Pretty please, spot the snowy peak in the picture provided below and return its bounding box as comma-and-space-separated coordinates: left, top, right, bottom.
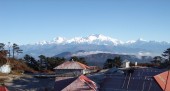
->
36, 40, 48, 45
85, 34, 123, 45
36, 34, 124, 45
66, 34, 123, 45
87, 34, 110, 41
53, 37, 65, 44
35, 34, 169, 46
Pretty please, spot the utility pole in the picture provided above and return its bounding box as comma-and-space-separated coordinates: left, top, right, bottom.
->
8, 42, 11, 58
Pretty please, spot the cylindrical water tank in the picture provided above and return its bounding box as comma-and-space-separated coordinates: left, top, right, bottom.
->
0, 64, 11, 74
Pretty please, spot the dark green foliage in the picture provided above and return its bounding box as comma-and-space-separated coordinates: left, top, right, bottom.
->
160, 59, 170, 68
162, 48, 170, 61
161, 48, 170, 68
24, 54, 41, 71
38, 55, 47, 70
24, 54, 66, 71
103, 59, 114, 69
0, 43, 5, 50
46, 57, 65, 70
69, 56, 87, 65
150, 56, 162, 66
103, 56, 122, 69
12, 43, 23, 58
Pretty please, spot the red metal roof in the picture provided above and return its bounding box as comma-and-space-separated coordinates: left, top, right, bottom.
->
54, 61, 90, 69
79, 75, 98, 91
154, 71, 170, 91
0, 86, 8, 91
62, 75, 98, 91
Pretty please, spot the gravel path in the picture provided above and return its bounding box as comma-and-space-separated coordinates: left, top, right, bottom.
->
4, 75, 55, 91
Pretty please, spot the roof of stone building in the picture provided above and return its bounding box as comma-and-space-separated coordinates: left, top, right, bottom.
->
54, 61, 90, 70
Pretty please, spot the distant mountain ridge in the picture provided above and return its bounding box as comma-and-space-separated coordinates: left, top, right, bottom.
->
20, 34, 170, 58
54, 51, 153, 67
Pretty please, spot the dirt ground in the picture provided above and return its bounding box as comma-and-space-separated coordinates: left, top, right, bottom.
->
1, 74, 55, 91
0, 70, 107, 91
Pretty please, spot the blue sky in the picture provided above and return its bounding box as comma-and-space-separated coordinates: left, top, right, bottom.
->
0, 0, 170, 45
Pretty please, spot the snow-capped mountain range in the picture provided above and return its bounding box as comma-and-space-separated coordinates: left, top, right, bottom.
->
36, 34, 143, 45
20, 34, 170, 58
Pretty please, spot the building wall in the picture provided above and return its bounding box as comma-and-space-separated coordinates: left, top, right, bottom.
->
55, 69, 83, 76
83, 69, 91, 74
122, 61, 130, 68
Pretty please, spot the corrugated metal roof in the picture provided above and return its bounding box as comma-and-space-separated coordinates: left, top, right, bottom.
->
62, 75, 98, 91
54, 75, 98, 91
54, 61, 90, 69
100, 68, 165, 91
0, 86, 8, 91
79, 75, 98, 91
154, 70, 170, 91
105, 67, 124, 75
54, 77, 77, 91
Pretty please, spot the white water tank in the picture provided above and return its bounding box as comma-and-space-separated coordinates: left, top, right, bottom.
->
0, 64, 11, 74
135, 62, 138, 66
122, 60, 130, 68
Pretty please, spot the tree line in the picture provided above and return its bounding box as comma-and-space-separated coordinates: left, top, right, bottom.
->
103, 56, 122, 69
0, 42, 87, 72
0, 42, 23, 58
151, 48, 170, 68
23, 54, 87, 71
103, 48, 170, 69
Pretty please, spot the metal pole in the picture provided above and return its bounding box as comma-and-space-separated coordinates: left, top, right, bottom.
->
8, 42, 11, 58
